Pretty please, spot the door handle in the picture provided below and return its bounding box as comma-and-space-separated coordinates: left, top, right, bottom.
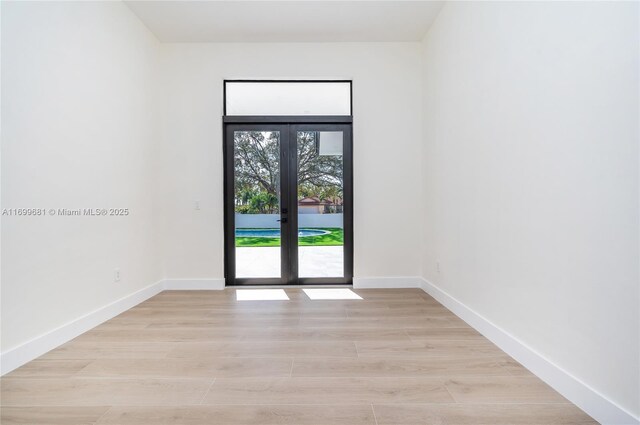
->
277, 218, 288, 223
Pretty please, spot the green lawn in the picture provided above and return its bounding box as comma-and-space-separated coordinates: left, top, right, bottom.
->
236, 228, 344, 247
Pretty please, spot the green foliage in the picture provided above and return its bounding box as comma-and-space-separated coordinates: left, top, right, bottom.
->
235, 205, 252, 214
246, 191, 278, 214
235, 228, 344, 247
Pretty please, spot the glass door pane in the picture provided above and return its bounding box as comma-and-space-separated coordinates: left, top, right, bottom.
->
233, 130, 282, 278
296, 130, 344, 278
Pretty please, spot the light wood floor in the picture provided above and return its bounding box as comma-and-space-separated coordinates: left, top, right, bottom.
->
1, 288, 597, 425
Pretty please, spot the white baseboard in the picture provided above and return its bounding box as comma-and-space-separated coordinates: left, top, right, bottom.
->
419, 278, 639, 425
0, 279, 165, 375
353, 276, 423, 289
163, 279, 225, 290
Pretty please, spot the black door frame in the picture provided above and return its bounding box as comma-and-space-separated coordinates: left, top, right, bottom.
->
223, 116, 353, 286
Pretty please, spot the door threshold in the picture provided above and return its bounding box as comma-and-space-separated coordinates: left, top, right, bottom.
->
226, 284, 353, 289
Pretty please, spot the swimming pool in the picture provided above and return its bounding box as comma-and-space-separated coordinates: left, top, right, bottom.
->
235, 228, 329, 238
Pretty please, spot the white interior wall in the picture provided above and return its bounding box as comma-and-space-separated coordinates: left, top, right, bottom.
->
1, 1, 162, 352
158, 43, 423, 281
421, 1, 639, 419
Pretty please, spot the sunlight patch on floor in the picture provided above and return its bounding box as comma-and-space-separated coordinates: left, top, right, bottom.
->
302, 288, 362, 300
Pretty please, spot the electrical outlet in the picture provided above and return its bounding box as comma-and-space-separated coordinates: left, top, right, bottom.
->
114, 269, 121, 282
195, 200, 201, 210
436, 261, 441, 273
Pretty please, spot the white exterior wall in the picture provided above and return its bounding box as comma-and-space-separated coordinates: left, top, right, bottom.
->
235, 213, 343, 229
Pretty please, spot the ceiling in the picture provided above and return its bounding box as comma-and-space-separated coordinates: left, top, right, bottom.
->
124, 1, 445, 43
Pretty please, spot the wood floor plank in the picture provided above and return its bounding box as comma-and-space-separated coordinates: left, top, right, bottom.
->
75, 357, 293, 379
202, 377, 454, 404
97, 405, 377, 425
117, 306, 313, 317
72, 328, 245, 343
166, 341, 358, 358
4, 359, 93, 378
355, 340, 503, 358
239, 328, 412, 342
299, 316, 467, 329
498, 357, 537, 376
1, 378, 212, 406
119, 307, 218, 317
39, 341, 176, 360
346, 306, 457, 318
187, 405, 377, 425
372, 403, 597, 424
351, 289, 430, 299
142, 317, 301, 329
291, 356, 513, 378
91, 321, 150, 330
385, 299, 442, 308
124, 306, 350, 318
0, 406, 110, 425
445, 376, 568, 403
94, 407, 193, 425
405, 327, 484, 341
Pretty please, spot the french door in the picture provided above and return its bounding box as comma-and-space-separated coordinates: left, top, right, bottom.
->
224, 122, 353, 285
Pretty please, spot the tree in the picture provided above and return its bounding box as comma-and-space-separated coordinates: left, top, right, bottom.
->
296, 132, 342, 191
236, 187, 256, 206
318, 185, 342, 204
234, 131, 280, 196
234, 131, 343, 213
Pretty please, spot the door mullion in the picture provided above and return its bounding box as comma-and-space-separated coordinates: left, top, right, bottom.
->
223, 125, 236, 284
288, 125, 299, 284
279, 125, 290, 284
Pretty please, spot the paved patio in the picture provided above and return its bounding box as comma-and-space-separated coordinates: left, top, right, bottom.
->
236, 246, 343, 278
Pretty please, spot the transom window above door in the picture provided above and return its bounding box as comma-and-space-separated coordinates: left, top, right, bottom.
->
224, 80, 352, 116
